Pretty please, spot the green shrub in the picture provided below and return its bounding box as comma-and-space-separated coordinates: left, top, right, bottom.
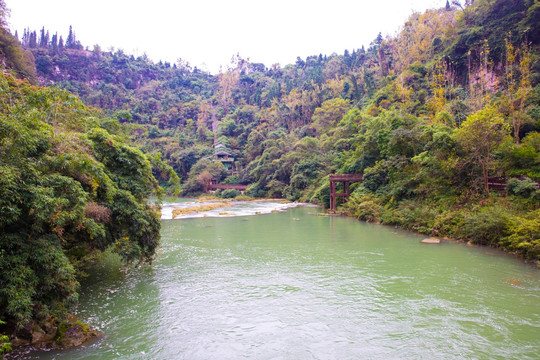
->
246, 184, 266, 198
223, 175, 240, 184
221, 189, 239, 198
283, 186, 302, 202
431, 209, 465, 236
460, 206, 510, 245
500, 209, 540, 260
0, 320, 11, 356
265, 180, 285, 198
380, 200, 437, 234
507, 177, 540, 199
345, 194, 382, 222
311, 177, 330, 207
362, 161, 389, 193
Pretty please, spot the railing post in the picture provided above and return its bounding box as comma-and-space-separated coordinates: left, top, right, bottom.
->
330, 179, 336, 211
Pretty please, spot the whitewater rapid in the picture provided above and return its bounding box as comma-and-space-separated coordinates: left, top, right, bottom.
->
160, 200, 313, 220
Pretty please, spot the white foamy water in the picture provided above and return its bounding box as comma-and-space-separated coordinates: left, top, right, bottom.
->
160, 200, 312, 220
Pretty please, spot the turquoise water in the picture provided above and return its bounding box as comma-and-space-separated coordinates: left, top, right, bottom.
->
21, 205, 540, 359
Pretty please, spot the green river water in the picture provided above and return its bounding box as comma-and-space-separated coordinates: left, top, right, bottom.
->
20, 204, 540, 359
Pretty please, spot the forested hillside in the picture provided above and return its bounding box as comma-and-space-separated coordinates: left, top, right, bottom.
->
1, 0, 540, 350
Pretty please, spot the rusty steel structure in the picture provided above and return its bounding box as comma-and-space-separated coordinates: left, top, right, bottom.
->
329, 174, 363, 211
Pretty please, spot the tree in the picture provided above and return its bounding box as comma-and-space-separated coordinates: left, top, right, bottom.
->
218, 69, 240, 111
28, 30, 37, 48
310, 98, 350, 134
38, 27, 48, 48
176, 57, 191, 73
66, 25, 74, 48
504, 39, 532, 144
197, 170, 213, 192
65, 25, 81, 49
0, 0, 9, 28
92, 43, 102, 60
0, 27, 38, 83
456, 106, 510, 195
51, 32, 58, 53
0, 72, 172, 331
428, 59, 448, 120
391, 10, 455, 73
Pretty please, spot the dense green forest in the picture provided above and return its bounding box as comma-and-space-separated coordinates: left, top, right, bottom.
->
0, 1, 181, 349
1, 0, 540, 352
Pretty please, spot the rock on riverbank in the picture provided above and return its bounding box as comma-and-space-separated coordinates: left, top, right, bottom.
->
5, 314, 101, 358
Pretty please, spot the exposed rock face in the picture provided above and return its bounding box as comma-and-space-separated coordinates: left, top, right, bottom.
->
31, 326, 56, 347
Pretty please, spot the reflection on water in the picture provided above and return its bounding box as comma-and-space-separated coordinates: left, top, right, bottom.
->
20, 204, 540, 359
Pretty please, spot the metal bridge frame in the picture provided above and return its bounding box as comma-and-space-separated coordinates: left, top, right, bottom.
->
329, 174, 363, 211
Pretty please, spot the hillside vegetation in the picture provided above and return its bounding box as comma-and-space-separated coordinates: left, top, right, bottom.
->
15, 1, 540, 258
24, 0, 539, 258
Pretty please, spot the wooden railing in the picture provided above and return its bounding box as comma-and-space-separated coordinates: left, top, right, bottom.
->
487, 176, 540, 191
487, 177, 507, 191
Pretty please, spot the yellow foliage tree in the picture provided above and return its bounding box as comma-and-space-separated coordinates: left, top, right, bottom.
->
504, 39, 532, 144
428, 59, 448, 121
456, 106, 511, 196
392, 9, 456, 73
218, 70, 240, 111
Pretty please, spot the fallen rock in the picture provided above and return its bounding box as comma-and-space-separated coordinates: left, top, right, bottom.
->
57, 322, 100, 348
55, 314, 101, 349
421, 237, 441, 244
9, 336, 30, 348
31, 327, 47, 346
5, 314, 102, 358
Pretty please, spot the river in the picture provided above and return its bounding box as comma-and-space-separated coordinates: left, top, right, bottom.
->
21, 202, 540, 359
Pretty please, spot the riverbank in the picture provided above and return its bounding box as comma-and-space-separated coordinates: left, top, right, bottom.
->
340, 193, 540, 268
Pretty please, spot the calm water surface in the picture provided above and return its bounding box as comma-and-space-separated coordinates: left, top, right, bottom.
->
27, 205, 540, 359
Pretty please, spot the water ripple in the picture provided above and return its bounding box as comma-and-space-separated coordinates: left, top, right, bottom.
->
24, 205, 540, 360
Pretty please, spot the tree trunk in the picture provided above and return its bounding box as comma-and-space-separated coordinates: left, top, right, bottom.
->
482, 162, 490, 197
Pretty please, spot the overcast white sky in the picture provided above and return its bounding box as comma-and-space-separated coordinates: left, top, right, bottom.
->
7, 0, 443, 73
